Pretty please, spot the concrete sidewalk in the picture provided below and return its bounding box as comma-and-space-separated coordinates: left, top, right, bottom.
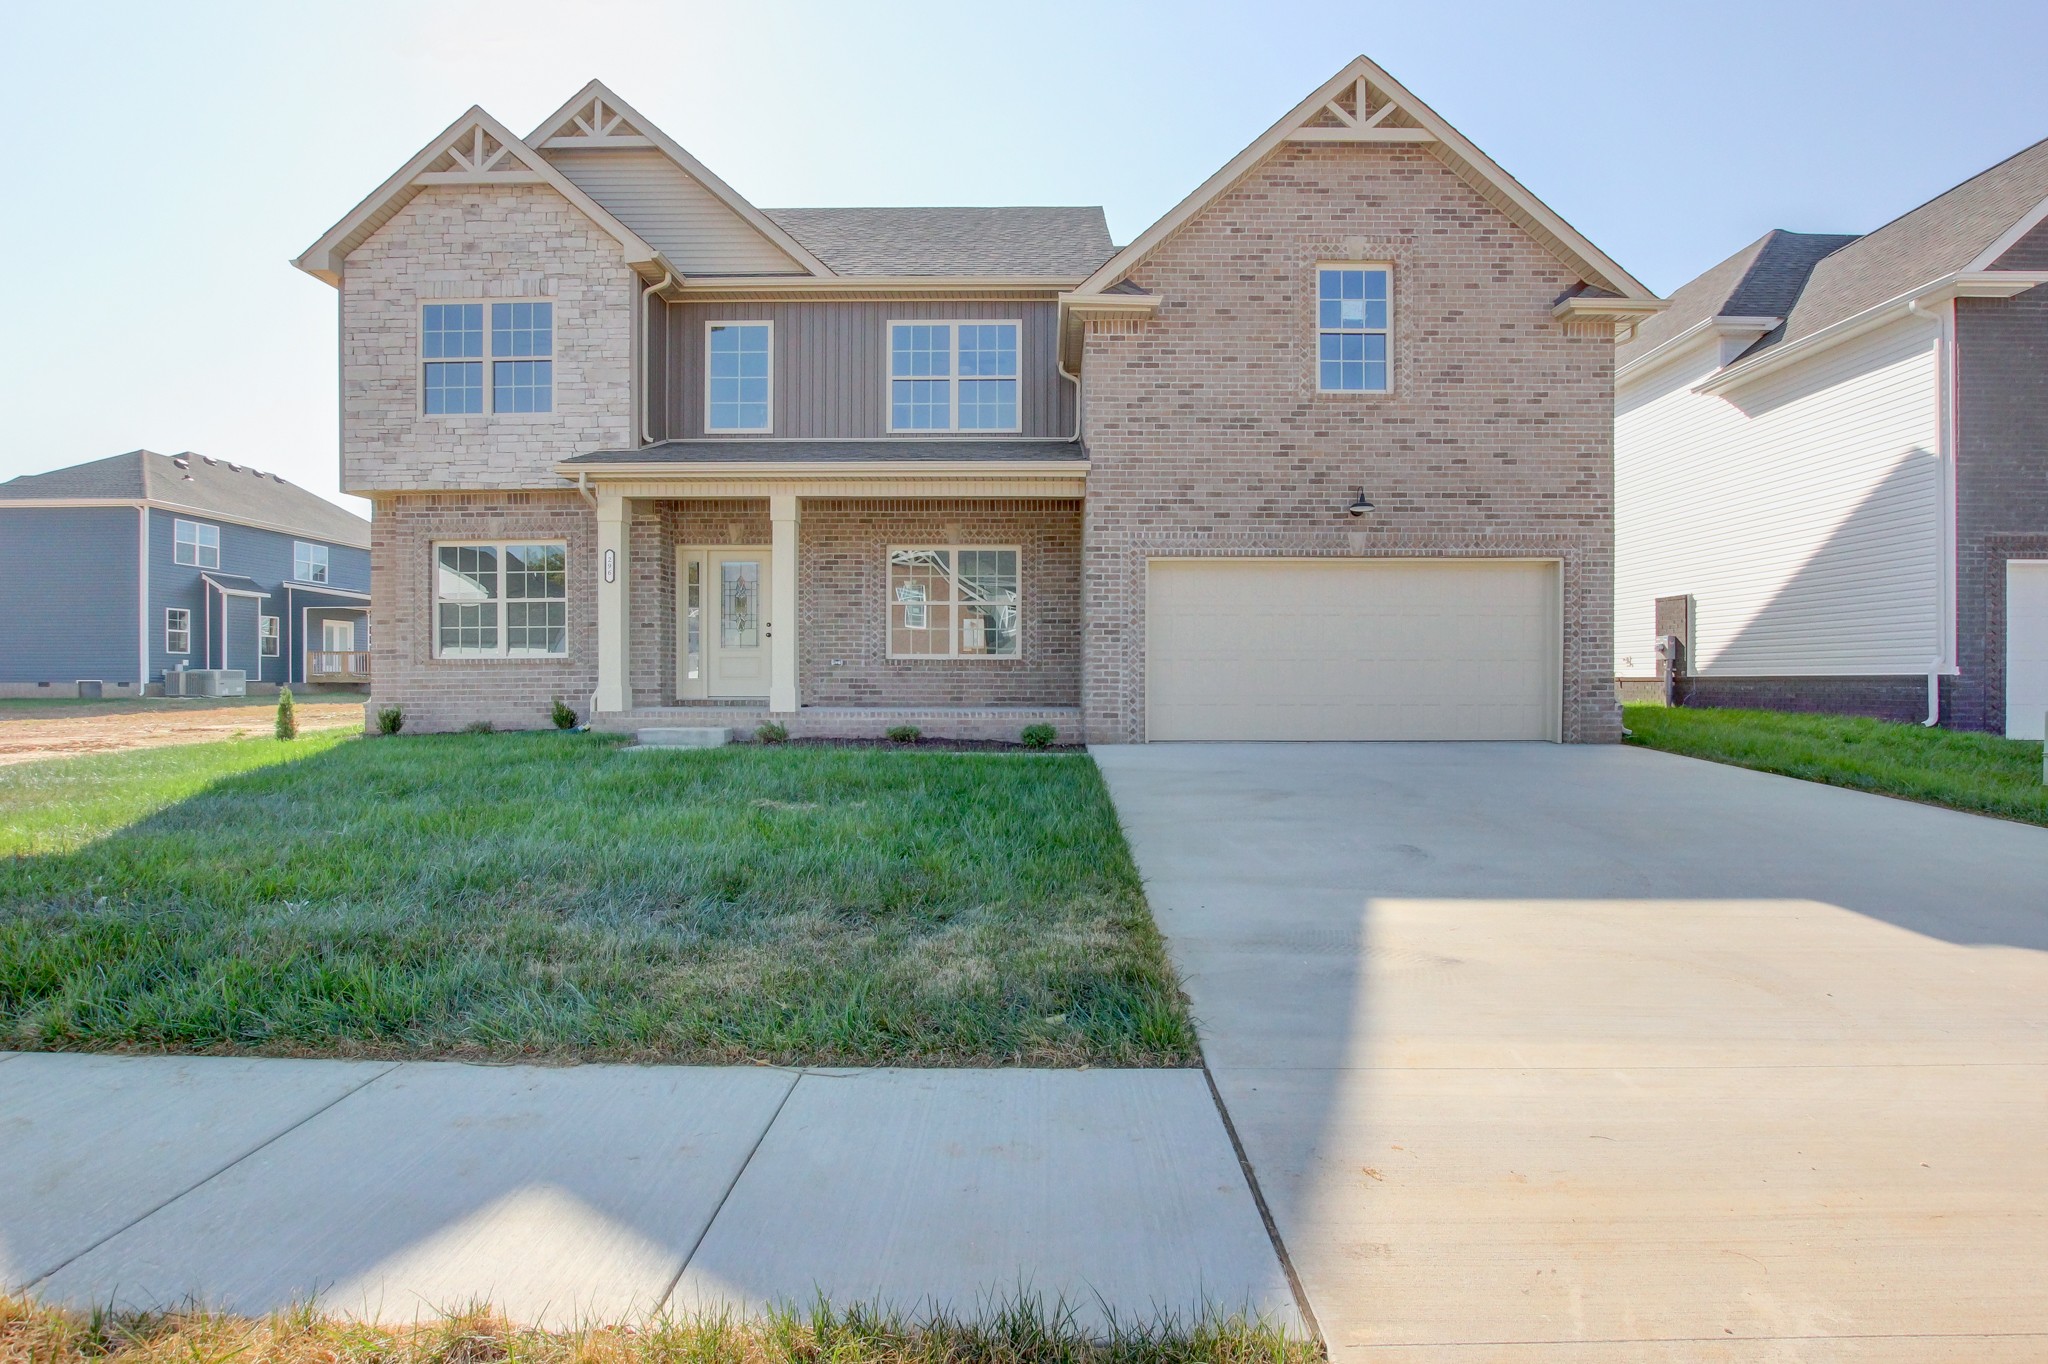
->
0, 1052, 1300, 1332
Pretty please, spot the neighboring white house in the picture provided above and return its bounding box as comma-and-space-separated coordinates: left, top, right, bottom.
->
1614, 139, 2048, 737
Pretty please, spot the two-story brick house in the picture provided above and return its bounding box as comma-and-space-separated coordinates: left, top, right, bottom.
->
295, 57, 1659, 741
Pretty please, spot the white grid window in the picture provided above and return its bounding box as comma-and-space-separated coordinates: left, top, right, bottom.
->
887, 546, 1020, 658
888, 321, 1020, 432
165, 608, 190, 655
1317, 266, 1391, 392
260, 616, 280, 658
434, 541, 568, 658
706, 322, 772, 431
294, 542, 329, 583
173, 519, 219, 568
423, 301, 553, 415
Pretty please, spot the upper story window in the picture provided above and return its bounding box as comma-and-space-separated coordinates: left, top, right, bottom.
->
434, 541, 568, 659
706, 322, 772, 432
174, 519, 219, 568
422, 301, 553, 415
294, 542, 329, 584
888, 321, 1020, 433
1317, 266, 1391, 393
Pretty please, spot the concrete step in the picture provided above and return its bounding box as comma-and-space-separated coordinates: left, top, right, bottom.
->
633, 726, 732, 749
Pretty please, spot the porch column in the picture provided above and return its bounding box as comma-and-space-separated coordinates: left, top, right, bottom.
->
769, 493, 799, 714
594, 489, 630, 713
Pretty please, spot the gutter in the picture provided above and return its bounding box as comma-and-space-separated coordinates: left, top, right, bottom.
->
1615, 316, 1781, 385
636, 270, 676, 446
557, 458, 1088, 479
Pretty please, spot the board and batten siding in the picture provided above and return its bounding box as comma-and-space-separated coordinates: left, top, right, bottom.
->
541, 148, 805, 276
655, 300, 1071, 441
0, 506, 141, 685
1614, 316, 1946, 679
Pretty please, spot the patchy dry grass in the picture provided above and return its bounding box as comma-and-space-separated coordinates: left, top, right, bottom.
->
0, 733, 1194, 1067
0, 1297, 1315, 1364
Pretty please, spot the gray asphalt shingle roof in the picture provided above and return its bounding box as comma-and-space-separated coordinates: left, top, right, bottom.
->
566, 439, 1083, 465
763, 207, 1113, 278
1618, 230, 1858, 367
0, 450, 370, 547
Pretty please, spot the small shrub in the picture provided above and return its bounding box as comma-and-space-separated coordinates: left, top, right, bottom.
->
462, 720, 496, 735
1020, 723, 1056, 749
756, 721, 789, 744
274, 686, 298, 741
885, 724, 922, 744
550, 698, 578, 730
376, 705, 404, 736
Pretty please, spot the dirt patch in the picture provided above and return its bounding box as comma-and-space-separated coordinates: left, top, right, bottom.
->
0, 700, 364, 765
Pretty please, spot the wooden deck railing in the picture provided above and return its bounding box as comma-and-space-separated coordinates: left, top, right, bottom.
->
306, 650, 371, 684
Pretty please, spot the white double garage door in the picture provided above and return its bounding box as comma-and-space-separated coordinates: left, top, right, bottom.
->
1146, 558, 1563, 741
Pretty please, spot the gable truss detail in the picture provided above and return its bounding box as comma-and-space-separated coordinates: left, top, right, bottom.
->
417, 123, 545, 185
1286, 76, 1433, 144
538, 94, 654, 150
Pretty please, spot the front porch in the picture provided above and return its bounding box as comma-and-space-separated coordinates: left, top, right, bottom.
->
568, 444, 1088, 743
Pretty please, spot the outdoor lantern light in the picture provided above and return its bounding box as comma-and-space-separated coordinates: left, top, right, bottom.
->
1346, 490, 1375, 517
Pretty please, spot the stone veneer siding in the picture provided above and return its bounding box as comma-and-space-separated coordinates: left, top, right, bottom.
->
340, 184, 634, 493
1078, 142, 1621, 743
368, 491, 596, 732
1950, 224, 2048, 733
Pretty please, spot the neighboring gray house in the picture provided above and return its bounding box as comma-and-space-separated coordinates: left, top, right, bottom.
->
0, 450, 372, 697
1615, 138, 2048, 737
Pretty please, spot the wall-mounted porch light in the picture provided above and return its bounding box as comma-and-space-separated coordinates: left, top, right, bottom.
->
1345, 490, 1376, 518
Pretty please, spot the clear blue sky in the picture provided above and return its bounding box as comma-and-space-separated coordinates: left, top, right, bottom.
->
5, 0, 2045, 513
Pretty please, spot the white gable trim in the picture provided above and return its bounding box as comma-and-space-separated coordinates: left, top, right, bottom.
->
1070, 55, 1656, 303
527, 81, 834, 278
294, 106, 666, 287
1965, 193, 2048, 271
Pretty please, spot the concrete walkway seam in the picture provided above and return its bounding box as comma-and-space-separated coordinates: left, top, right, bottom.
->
655, 1065, 804, 1311
22, 1060, 399, 1291
1199, 1058, 1321, 1343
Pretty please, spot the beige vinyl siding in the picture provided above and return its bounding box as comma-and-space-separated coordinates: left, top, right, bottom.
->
659, 300, 1071, 440
542, 148, 805, 276
1614, 317, 1945, 679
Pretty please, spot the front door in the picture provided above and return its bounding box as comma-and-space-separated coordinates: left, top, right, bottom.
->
321, 619, 355, 654
705, 547, 772, 699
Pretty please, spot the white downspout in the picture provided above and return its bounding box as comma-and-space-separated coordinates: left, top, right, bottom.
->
136, 505, 150, 692
1910, 295, 1952, 726
637, 272, 675, 447
1058, 357, 1082, 443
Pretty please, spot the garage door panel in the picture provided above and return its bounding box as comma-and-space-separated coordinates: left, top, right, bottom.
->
1146, 559, 1559, 741
2007, 562, 2048, 741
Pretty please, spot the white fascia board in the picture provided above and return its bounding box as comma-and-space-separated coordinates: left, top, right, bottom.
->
1965, 194, 2048, 270
556, 460, 1088, 479
1616, 315, 1781, 386
1696, 272, 2048, 396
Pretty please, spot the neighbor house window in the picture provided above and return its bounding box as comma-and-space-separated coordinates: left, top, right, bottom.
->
888, 321, 1020, 432
165, 608, 191, 655
422, 301, 553, 414
294, 541, 329, 583
173, 519, 219, 568
1317, 266, 1391, 392
706, 322, 771, 431
434, 541, 568, 658
260, 616, 280, 657
886, 547, 1020, 658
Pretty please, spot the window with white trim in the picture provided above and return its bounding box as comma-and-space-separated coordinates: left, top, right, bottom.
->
888, 321, 1020, 432
174, 519, 219, 568
422, 301, 553, 415
294, 541, 329, 583
434, 541, 568, 658
260, 616, 280, 658
706, 321, 772, 431
886, 547, 1020, 658
165, 608, 191, 655
1317, 266, 1391, 392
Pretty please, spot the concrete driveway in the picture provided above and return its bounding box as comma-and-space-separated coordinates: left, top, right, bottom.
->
1092, 742, 2048, 1363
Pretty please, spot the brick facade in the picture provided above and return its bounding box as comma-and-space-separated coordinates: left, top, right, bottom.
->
1078, 143, 1621, 743
341, 185, 634, 494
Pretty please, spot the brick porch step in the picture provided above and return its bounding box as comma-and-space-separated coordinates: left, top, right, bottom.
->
632, 726, 732, 749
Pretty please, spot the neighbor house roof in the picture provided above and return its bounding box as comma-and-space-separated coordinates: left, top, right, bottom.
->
763, 208, 1113, 279
0, 450, 370, 547
563, 439, 1083, 465
1618, 230, 1858, 367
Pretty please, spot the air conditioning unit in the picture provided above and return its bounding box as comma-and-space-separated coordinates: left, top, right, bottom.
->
164, 669, 246, 698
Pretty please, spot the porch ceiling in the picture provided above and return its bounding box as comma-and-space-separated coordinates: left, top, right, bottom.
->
555, 439, 1086, 498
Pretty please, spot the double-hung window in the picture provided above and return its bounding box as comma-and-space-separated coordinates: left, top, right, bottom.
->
165, 608, 191, 655
173, 519, 219, 568
1317, 266, 1391, 392
706, 321, 772, 431
886, 546, 1020, 658
423, 301, 553, 414
888, 321, 1020, 432
260, 616, 280, 658
294, 541, 329, 583
434, 541, 568, 658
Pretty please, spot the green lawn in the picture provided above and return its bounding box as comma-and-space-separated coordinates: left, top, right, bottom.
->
1624, 704, 2048, 826
0, 732, 1195, 1066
